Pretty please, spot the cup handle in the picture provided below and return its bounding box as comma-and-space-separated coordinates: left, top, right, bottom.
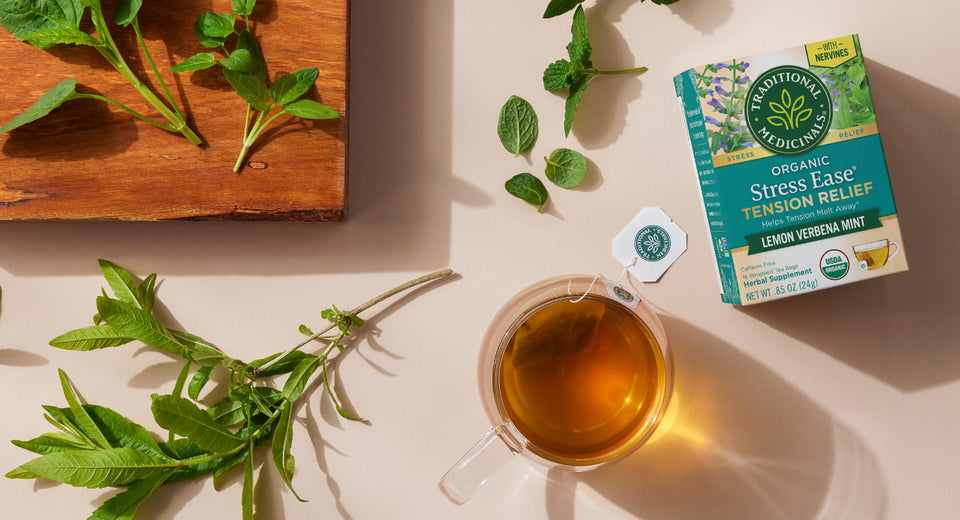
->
439, 425, 523, 504
887, 241, 900, 262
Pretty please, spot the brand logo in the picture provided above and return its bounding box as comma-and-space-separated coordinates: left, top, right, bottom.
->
745, 66, 832, 155
634, 225, 671, 262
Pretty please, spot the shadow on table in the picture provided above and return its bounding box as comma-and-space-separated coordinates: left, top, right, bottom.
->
0, 0, 478, 277
738, 62, 960, 392
542, 316, 886, 520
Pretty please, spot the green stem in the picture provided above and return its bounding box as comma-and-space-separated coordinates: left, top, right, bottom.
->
256, 269, 455, 374
595, 66, 648, 75
233, 107, 285, 172
132, 17, 184, 119
73, 93, 177, 131
88, 6, 201, 145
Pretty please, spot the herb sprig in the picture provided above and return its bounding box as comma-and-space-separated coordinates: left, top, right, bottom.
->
542, 5, 648, 136
0, 0, 202, 144
171, 1, 340, 172
8, 260, 454, 519
543, 0, 680, 19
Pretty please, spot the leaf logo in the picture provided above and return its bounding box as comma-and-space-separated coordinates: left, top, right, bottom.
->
766, 89, 813, 130
634, 225, 671, 262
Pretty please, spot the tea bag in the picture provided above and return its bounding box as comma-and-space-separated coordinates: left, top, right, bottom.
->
612, 207, 686, 282
509, 300, 606, 369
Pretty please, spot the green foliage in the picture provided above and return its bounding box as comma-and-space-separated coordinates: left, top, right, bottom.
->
8, 260, 453, 520
810, 37, 875, 131
505, 173, 549, 212
544, 0, 680, 18
542, 5, 647, 136
0, 0, 201, 143
544, 148, 587, 188
497, 95, 539, 156
171, 3, 340, 172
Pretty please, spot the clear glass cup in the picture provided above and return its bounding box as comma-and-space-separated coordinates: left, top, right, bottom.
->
440, 275, 674, 504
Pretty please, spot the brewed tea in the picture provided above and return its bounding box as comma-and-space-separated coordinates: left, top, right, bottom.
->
496, 295, 666, 465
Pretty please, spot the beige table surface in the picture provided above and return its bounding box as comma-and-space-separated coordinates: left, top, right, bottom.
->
2, 0, 958, 518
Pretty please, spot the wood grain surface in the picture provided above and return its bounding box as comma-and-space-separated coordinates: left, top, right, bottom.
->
0, 0, 347, 221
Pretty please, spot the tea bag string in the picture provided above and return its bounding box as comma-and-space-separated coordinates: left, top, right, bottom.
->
568, 258, 637, 304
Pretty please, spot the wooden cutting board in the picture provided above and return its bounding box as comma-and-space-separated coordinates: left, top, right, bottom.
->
0, 0, 347, 221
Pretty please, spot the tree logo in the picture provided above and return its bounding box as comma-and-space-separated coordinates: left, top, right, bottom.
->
745, 65, 832, 155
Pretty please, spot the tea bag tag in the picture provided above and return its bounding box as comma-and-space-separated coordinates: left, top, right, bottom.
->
612, 207, 686, 282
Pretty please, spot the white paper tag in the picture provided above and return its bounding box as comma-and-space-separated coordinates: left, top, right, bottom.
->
612, 207, 687, 282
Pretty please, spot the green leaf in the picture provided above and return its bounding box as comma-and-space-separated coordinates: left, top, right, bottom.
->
251, 351, 318, 378
505, 173, 549, 212
497, 95, 538, 157
151, 394, 244, 453
223, 69, 269, 111
49, 323, 133, 351
12, 432, 91, 455
281, 356, 322, 402
282, 99, 339, 120
98, 260, 142, 309
5, 466, 40, 479
232, 0, 257, 17
81, 404, 169, 460
297, 324, 314, 336
137, 273, 157, 313
544, 148, 587, 188
169, 330, 225, 368
543, 0, 584, 18
0, 0, 85, 48
59, 369, 113, 450
563, 75, 590, 137
114, 0, 143, 26
0, 78, 78, 135
188, 366, 214, 401
270, 67, 319, 105
18, 447, 169, 488
194, 12, 234, 48
242, 443, 254, 520
220, 48, 253, 72
21, 27, 101, 47
96, 297, 186, 357
566, 5, 592, 67
272, 401, 306, 501
88, 470, 173, 520
236, 29, 267, 81
170, 52, 218, 73
543, 59, 573, 92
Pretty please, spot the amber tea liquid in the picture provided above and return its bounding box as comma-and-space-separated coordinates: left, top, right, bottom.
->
496, 295, 667, 465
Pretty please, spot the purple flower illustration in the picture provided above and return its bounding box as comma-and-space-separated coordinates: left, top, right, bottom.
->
824, 80, 836, 86
832, 89, 841, 96
714, 85, 729, 96
715, 63, 729, 70
703, 115, 721, 126
711, 77, 723, 84
720, 141, 729, 152
738, 62, 749, 71
707, 97, 723, 109
738, 76, 750, 84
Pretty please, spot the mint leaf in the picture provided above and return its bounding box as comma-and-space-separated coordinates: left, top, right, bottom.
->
543, 60, 573, 92
223, 69, 269, 111
194, 12, 234, 48
270, 67, 319, 105
563, 75, 589, 137
282, 99, 339, 119
544, 148, 587, 188
0, 0, 85, 48
236, 30, 267, 81
115, 0, 143, 26
566, 5, 592, 67
231, 0, 257, 17
543, 0, 584, 18
497, 95, 538, 157
505, 173, 549, 212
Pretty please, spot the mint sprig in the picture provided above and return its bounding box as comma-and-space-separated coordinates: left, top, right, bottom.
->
543, 5, 647, 136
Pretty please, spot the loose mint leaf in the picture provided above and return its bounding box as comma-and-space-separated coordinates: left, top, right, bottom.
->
18, 447, 169, 488
497, 95, 538, 157
151, 394, 244, 453
282, 99, 339, 120
0, 0, 85, 48
231, 0, 257, 17
505, 173, 549, 212
0, 78, 78, 135
88, 470, 174, 520
115, 0, 143, 26
543, 59, 573, 92
236, 29, 267, 81
170, 52, 218, 73
21, 27, 101, 47
223, 69, 269, 111
270, 67, 319, 106
544, 148, 587, 188
194, 12, 234, 48
543, 0, 584, 18
49, 323, 133, 351
99, 259, 142, 309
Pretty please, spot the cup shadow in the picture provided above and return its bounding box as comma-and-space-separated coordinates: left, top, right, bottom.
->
738, 61, 960, 392
540, 316, 886, 520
